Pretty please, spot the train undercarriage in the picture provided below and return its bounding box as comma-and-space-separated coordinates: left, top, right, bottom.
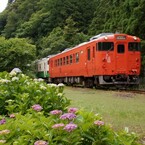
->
50, 74, 139, 89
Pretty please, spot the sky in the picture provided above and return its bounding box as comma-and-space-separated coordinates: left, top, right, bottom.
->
0, 0, 8, 13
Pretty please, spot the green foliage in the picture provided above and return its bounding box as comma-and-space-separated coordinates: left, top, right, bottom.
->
0, 71, 141, 144
0, 37, 36, 72
0, 71, 70, 115
0, 108, 140, 144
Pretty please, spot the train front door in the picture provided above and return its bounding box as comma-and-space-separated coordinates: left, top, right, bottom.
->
115, 43, 127, 73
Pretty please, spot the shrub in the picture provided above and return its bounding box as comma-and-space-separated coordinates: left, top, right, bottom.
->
0, 71, 140, 144
0, 71, 70, 115
0, 108, 139, 145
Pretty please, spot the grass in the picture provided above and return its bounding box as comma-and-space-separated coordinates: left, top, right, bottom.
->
64, 86, 145, 138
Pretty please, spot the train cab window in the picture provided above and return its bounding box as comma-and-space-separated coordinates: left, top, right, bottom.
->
70, 55, 72, 64
76, 53, 79, 63
87, 48, 91, 60
98, 42, 114, 51
117, 44, 125, 53
128, 42, 140, 51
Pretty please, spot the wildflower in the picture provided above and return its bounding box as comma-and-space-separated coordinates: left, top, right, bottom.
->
0, 129, 10, 135
12, 77, 19, 81
0, 119, 6, 125
0, 140, 6, 143
34, 140, 48, 145
9, 114, 15, 118
60, 113, 76, 120
68, 107, 78, 113
52, 123, 64, 129
58, 83, 64, 87
50, 110, 62, 115
32, 104, 43, 112
64, 123, 77, 132
94, 120, 104, 126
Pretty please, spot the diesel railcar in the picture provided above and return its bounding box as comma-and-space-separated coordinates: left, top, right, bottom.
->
48, 33, 141, 88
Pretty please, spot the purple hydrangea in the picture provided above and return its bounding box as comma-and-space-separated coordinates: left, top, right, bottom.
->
60, 113, 76, 120
68, 107, 78, 113
64, 123, 78, 132
52, 123, 65, 129
32, 104, 43, 112
34, 140, 48, 145
94, 120, 104, 126
50, 110, 62, 115
0, 119, 6, 125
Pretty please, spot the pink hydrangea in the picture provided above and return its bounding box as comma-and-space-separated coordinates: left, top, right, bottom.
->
32, 104, 43, 112
0, 119, 6, 125
0, 140, 6, 143
34, 140, 48, 145
68, 107, 78, 113
60, 113, 76, 120
52, 123, 65, 129
9, 114, 15, 118
0, 129, 10, 135
94, 120, 104, 126
50, 110, 62, 115
64, 123, 77, 132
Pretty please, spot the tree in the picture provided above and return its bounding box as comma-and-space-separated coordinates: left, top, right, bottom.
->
0, 37, 36, 72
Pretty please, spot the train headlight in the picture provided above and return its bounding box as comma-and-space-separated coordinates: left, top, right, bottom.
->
133, 36, 137, 41
104, 36, 108, 40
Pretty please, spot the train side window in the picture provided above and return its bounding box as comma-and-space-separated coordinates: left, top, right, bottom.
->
128, 42, 140, 51
70, 55, 72, 64
87, 48, 91, 60
93, 46, 95, 58
66, 56, 69, 64
63, 57, 65, 65
73, 54, 75, 63
76, 53, 79, 63
60, 58, 62, 66
98, 42, 114, 51
55, 60, 57, 67
117, 44, 124, 53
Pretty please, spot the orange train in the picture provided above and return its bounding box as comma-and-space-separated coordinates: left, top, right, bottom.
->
47, 33, 141, 87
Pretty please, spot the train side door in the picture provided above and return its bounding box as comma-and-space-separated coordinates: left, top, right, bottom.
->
86, 46, 95, 76
115, 43, 127, 73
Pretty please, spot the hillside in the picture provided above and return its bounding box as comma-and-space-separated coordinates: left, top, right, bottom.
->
0, 0, 145, 74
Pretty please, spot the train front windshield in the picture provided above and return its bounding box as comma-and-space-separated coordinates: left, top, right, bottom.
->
128, 42, 140, 51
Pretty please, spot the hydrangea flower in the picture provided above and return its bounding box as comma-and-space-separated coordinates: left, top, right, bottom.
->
34, 140, 48, 145
58, 83, 64, 87
50, 110, 62, 115
0, 79, 10, 83
12, 77, 19, 81
0, 119, 6, 125
32, 104, 43, 112
94, 120, 104, 126
0, 140, 6, 143
52, 123, 64, 129
9, 114, 15, 118
60, 113, 76, 120
0, 129, 10, 135
64, 123, 77, 132
68, 107, 78, 113
40, 85, 47, 90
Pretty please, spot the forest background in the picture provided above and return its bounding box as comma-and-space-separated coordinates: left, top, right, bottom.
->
0, 0, 145, 78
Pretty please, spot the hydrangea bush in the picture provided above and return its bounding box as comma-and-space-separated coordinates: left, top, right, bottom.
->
0, 71, 70, 115
0, 71, 140, 144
